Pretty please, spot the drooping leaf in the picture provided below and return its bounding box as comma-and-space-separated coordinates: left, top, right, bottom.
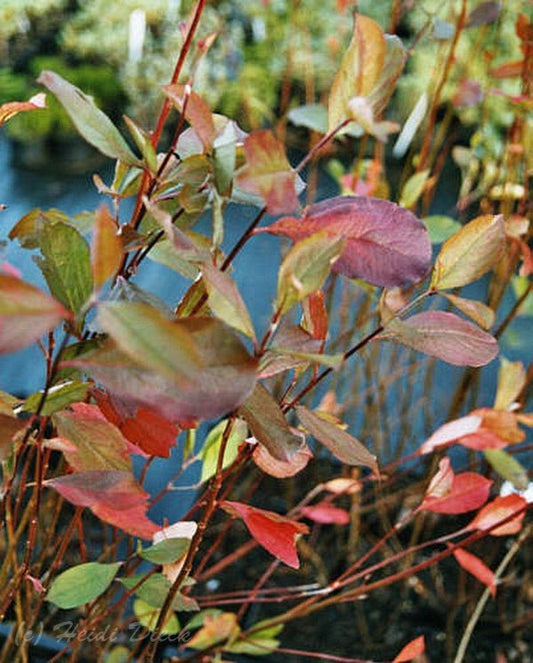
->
277, 232, 345, 314
379, 311, 499, 367
0, 93, 46, 126
467, 494, 527, 536
235, 130, 300, 214
296, 405, 378, 472
164, 84, 216, 151
67, 318, 257, 424
452, 547, 496, 598
420, 458, 492, 514
0, 274, 68, 353
418, 415, 483, 455
200, 418, 248, 484
252, 439, 312, 478
484, 449, 529, 491
300, 504, 350, 525
94, 388, 180, 458
49, 406, 131, 472
256, 196, 432, 288
46, 562, 121, 609
238, 384, 305, 463
221, 501, 309, 569
392, 635, 425, 663
91, 205, 123, 289
133, 599, 180, 635
442, 293, 495, 330
23, 380, 90, 416
494, 358, 527, 410
46, 470, 159, 539
202, 262, 256, 340
431, 215, 505, 290
37, 71, 141, 167
259, 324, 322, 378
34, 221, 93, 318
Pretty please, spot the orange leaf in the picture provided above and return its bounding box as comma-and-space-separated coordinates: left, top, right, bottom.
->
91, 205, 123, 289
452, 547, 496, 597
0, 93, 46, 126
392, 635, 425, 662
236, 130, 299, 215
467, 494, 527, 536
221, 501, 309, 568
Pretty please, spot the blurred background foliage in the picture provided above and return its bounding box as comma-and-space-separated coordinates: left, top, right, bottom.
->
0, 0, 528, 153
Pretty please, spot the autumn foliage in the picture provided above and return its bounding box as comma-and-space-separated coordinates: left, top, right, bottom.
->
0, 3, 531, 662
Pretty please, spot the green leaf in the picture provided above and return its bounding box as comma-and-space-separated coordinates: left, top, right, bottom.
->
46, 562, 121, 609
50, 407, 131, 472
422, 215, 462, 244
296, 406, 378, 472
484, 449, 529, 491
202, 262, 255, 340
0, 274, 68, 354
200, 418, 248, 484
133, 598, 180, 635
8, 208, 70, 249
123, 115, 158, 173
213, 120, 237, 196
98, 301, 202, 382
277, 232, 345, 314
399, 170, 430, 208
227, 619, 283, 655
34, 221, 93, 318
23, 380, 90, 416
288, 104, 328, 134
431, 215, 505, 289
139, 539, 191, 565
494, 358, 527, 411
37, 71, 142, 167
120, 573, 197, 611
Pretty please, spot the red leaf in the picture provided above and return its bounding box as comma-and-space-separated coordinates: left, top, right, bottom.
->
458, 430, 508, 451
467, 494, 527, 536
236, 130, 300, 215
302, 291, 328, 340
419, 415, 482, 454
221, 501, 309, 568
46, 470, 158, 539
300, 503, 350, 525
0, 93, 46, 126
392, 635, 425, 662
421, 458, 492, 514
256, 196, 432, 287
452, 547, 496, 597
163, 84, 216, 151
93, 389, 180, 458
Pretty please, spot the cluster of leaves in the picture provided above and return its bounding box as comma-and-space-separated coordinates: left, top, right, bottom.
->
0, 3, 531, 662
